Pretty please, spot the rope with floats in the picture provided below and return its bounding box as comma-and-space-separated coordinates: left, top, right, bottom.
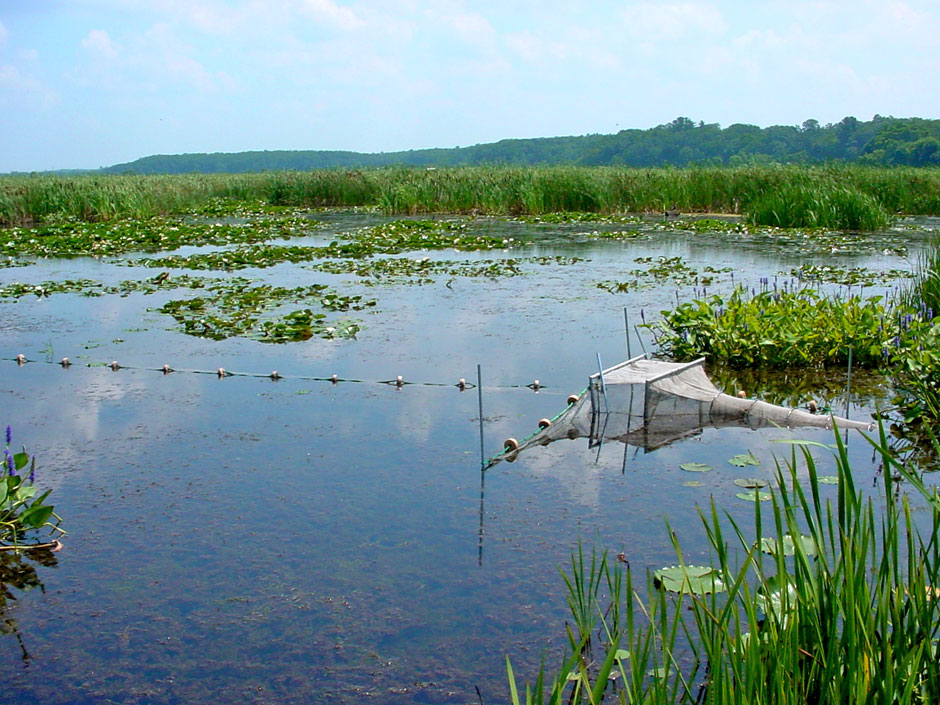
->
3, 354, 558, 393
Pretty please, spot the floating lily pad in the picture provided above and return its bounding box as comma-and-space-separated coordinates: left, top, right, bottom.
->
756, 573, 798, 619
646, 667, 673, 679
680, 462, 712, 473
729, 452, 760, 467
683, 480, 705, 487
614, 649, 630, 664
733, 477, 768, 489
736, 490, 772, 502
759, 534, 817, 557
818, 475, 839, 485
653, 565, 726, 594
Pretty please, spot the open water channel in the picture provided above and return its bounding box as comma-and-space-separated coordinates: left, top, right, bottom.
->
0, 211, 933, 704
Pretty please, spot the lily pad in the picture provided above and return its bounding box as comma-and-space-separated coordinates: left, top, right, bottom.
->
759, 534, 817, 557
735, 490, 772, 502
683, 480, 705, 487
653, 565, 726, 594
818, 475, 839, 485
733, 477, 768, 489
756, 573, 798, 619
679, 462, 712, 473
728, 452, 760, 467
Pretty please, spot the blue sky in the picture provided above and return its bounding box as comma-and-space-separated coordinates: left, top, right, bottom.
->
1, 0, 937, 171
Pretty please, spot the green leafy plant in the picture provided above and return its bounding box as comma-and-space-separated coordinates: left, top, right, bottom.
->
507, 422, 940, 703
0, 427, 64, 548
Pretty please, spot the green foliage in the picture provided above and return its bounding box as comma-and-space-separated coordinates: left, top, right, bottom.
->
646, 284, 910, 369
745, 182, 892, 231
1, 428, 63, 547
3, 165, 940, 228
508, 425, 940, 703
75, 115, 940, 174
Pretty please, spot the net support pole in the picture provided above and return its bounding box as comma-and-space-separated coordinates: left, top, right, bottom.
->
596, 353, 609, 414
844, 346, 853, 444
624, 308, 632, 359
477, 363, 486, 566
477, 364, 485, 469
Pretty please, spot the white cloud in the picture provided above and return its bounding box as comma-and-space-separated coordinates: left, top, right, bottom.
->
621, 2, 726, 40
81, 29, 118, 58
296, 0, 364, 30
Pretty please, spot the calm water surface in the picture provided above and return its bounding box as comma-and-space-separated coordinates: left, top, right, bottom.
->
0, 213, 931, 704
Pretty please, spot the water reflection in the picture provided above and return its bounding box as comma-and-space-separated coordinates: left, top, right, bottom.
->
0, 547, 57, 664
0, 212, 930, 704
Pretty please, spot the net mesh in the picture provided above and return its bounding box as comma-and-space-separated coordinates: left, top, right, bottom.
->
491, 356, 873, 463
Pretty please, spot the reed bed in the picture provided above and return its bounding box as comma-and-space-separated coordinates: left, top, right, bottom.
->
2, 165, 939, 228
508, 426, 940, 704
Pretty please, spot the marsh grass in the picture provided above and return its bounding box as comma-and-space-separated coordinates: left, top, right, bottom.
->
3, 166, 939, 228
508, 425, 940, 704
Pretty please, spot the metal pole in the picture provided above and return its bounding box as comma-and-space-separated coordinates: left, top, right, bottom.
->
477, 364, 485, 469
477, 363, 486, 566
624, 307, 632, 359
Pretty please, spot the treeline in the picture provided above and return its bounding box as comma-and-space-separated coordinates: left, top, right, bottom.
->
98, 116, 940, 175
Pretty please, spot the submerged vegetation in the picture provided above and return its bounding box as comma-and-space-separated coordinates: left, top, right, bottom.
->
509, 428, 940, 704
2, 165, 940, 230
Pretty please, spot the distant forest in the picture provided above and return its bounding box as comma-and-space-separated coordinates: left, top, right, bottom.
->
102, 116, 940, 174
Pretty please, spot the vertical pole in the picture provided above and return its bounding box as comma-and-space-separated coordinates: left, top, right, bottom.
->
624, 307, 632, 359
477, 364, 485, 469
634, 325, 648, 357
844, 346, 853, 444
477, 363, 486, 566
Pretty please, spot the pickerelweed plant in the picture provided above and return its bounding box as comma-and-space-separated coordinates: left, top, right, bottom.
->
507, 424, 940, 704
645, 281, 940, 428
0, 426, 64, 548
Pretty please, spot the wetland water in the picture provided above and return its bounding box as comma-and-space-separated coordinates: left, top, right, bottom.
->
0, 211, 932, 704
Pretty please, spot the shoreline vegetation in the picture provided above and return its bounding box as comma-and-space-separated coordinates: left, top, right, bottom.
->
1, 165, 939, 230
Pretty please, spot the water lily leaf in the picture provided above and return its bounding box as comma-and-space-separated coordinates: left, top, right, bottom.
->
759, 534, 817, 557
728, 452, 760, 467
733, 477, 768, 489
736, 490, 772, 502
756, 573, 798, 619
646, 666, 674, 679
679, 462, 712, 473
683, 480, 705, 487
653, 565, 725, 594
818, 475, 839, 485
614, 649, 630, 663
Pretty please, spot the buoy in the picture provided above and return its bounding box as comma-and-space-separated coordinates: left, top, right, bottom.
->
567, 394, 579, 405
217, 367, 227, 378
60, 357, 71, 367
270, 371, 281, 380
504, 437, 519, 452
15, 354, 25, 365
396, 375, 404, 387
528, 379, 540, 392
737, 390, 747, 398
538, 418, 551, 429
162, 364, 173, 374
457, 378, 467, 391
330, 374, 339, 384
808, 400, 818, 413
110, 361, 120, 370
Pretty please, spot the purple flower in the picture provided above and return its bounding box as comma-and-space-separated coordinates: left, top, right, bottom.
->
5, 425, 10, 445
28, 465, 34, 483
5, 449, 14, 476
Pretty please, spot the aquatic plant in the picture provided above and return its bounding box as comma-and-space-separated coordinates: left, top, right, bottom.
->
3, 166, 940, 227
507, 425, 940, 703
1, 427, 63, 548
744, 182, 893, 231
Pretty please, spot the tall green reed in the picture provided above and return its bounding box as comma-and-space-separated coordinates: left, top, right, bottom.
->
508, 423, 940, 704
3, 165, 939, 226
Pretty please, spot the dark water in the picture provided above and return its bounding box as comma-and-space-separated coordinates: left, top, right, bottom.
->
0, 213, 932, 704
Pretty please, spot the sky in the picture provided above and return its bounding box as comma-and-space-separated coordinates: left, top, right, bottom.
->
0, 0, 938, 172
